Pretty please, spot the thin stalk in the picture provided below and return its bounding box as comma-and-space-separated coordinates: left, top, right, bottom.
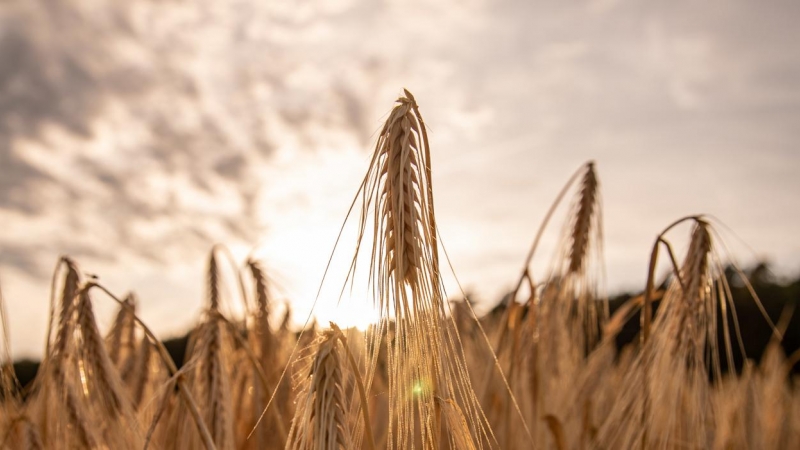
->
510, 163, 588, 299
331, 324, 376, 450
217, 315, 288, 444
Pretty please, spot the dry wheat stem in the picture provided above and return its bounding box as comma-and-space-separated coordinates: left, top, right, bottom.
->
219, 314, 288, 443
43, 257, 78, 359
330, 323, 376, 450
51, 257, 81, 359
509, 163, 588, 299
641, 215, 701, 343
76, 288, 126, 419
84, 282, 218, 450
107, 293, 136, 367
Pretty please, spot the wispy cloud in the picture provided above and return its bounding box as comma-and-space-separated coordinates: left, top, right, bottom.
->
1, 0, 799, 357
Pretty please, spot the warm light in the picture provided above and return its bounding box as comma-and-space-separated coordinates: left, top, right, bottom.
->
313, 294, 381, 332
248, 146, 390, 333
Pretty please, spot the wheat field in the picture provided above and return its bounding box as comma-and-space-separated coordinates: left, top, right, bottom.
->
1, 90, 798, 449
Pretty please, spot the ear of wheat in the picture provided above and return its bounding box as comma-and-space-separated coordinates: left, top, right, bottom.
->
596, 219, 719, 449
286, 328, 353, 450
238, 259, 289, 449
107, 294, 137, 367
349, 89, 493, 449
568, 162, 599, 276
75, 288, 143, 448
174, 251, 235, 450
247, 259, 278, 370
29, 259, 99, 448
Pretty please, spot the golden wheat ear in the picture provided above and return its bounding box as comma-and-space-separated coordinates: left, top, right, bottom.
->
598, 218, 723, 449
84, 281, 218, 450
481, 162, 606, 449
286, 324, 374, 450
106, 294, 151, 407
286, 328, 352, 450
344, 90, 497, 449
74, 289, 129, 420
75, 287, 145, 448
568, 162, 599, 276
50, 257, 81, 359
27, 258, 99, 448
174, 249, 236, 450
106, 294, 136, 365
642, 220, 716, 448
238, 258, 293, 449
560, 161, 607, 350
103, 293, 163, 415
246, 259, 277, 363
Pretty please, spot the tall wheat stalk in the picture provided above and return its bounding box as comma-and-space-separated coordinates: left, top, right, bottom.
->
173, 251, 235, 450
347, 89, 493, 449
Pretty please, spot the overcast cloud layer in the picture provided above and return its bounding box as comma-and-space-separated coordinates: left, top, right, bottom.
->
1, 0, 799, 357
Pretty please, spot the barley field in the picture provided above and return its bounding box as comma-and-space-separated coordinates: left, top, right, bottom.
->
1, 91, 798, 449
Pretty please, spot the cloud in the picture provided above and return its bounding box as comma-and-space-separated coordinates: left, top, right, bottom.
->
1, 0, 799, 357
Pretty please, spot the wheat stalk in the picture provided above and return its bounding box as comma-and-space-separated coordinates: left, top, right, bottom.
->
86, 282, 218, 450
174, 251, 235, 449
32, 258, 102, 448
76, 289, 128, 419
107, 293, 137, 367
130, 336, 153, 408
348, 89, 495, 449
51, 257, 81, 359
437, 397, 478, 450
247, 259, 277, 368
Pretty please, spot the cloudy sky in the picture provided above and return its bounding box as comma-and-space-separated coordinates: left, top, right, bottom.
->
1, 0, 799, 358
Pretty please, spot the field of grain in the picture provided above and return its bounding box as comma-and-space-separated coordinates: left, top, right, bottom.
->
1, 90, 798, 449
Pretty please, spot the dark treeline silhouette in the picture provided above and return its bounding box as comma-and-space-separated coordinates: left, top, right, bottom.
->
10, 263, 800, 393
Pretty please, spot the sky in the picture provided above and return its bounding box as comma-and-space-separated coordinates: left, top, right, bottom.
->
1, 0, 799, 358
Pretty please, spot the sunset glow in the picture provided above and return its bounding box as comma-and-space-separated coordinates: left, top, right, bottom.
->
1, 0, 799, 359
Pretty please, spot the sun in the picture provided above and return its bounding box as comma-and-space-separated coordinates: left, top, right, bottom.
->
314, 293, 381, 332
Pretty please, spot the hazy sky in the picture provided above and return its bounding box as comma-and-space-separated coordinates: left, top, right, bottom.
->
2, 0, 799, 357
